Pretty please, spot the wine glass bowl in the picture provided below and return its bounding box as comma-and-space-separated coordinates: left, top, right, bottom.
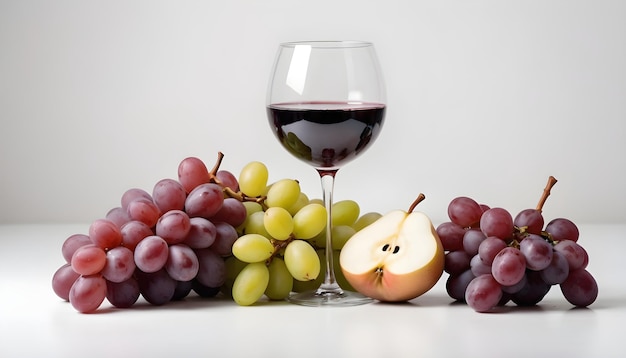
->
267, 41, 386, 171
266, 41, 386, 306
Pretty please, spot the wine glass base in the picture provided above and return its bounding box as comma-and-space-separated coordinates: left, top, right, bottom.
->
287, 289, 373, 307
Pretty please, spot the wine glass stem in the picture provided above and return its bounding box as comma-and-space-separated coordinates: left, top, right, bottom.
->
317, 170, 343, 294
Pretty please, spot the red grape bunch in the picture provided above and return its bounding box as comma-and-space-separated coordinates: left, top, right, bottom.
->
438, 176, 598, 312
52, 153, 260, 313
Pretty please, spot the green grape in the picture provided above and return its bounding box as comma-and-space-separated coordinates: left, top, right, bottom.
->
232, 262, 270, 306
284, 240, 320, 281
236, 201, 265, 234
308, 229, 326, 249
222, 256, 247, 297
265, 179, 301, 209
292, 250, 324, 292
264, 207, 294, 241
244, 211, 271, 237
242, 201, 264, 216
292, 203, 327, 239
330, 225, 357, 250
265, 257, 293, 300
287, 192, 310, 216
332, 200, 360, 227
309, 198, 324, 206
353, 212, 383, 232
332, 250, 355, 292
232, 234, 275, 263
292, 277, 321, 293
238, 161, 269, 197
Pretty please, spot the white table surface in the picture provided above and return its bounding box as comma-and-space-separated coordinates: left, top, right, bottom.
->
1, 223, 624, 358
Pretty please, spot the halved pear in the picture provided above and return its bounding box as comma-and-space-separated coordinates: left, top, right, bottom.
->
339, 207, 444, 302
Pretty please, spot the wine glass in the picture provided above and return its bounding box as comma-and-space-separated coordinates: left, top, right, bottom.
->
266, 41, 386, 306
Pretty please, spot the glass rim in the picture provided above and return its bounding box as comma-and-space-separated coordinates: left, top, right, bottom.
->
279, 40, 374, 49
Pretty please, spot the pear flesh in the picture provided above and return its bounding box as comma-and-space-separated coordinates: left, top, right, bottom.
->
339, 210, 444, 302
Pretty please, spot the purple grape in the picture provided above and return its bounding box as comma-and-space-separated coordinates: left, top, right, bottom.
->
447, 196, 483, 228
121, 188, 152, 210
165, 244, 199, 282
172, 280, 193, 301
470, 254, 492, 276
554, 240, 588, 270
560, 269, 598, 307
61, 234, 92, 263
52, 263, 80, 301
216, 170, 239, 192
101, 246, 136, 283
126, 198, 161, 228
480, 208, 514, 240
106, 277, 140, 308
501, 273, 527, 294
511, 271, 551, 306
192, 279, 221, 298
120, 220, 154, 251
211, 222, 239, 257
210, 198, 247, 227
152, 178, 187, 213
478, 236, 508, 265
183, 217, 217, 249
465, 274, 503, 312
69, 274, 107, 313
519, 234, 553, 271
155, 209, 191, 245
436, 221, 466, 252
184, 183, 224, 219
195, 248, 226, 288
105, 207, 131, 228
136, 268, 177, 305
177, 157, 211, 194
545, 218, 579, 242
446, 270, 476, 302
491, 247, 526, 286
540, 250, 569, 285
463, 228, 486, 256
513, 208, 544, 235
134, 235, 169, 273
444, 250, 471, 275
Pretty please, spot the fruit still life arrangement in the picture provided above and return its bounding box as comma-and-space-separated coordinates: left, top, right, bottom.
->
52, 152, 598, 313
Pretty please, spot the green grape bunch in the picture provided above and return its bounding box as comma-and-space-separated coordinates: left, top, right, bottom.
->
225, 160, 382, 306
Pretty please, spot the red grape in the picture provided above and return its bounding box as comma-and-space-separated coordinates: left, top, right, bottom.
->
89, 219, 122, 250
178, 157, 211, 193
545, 218, 579, 242
447, 196, 483, 228
491, 247, 526, 286
134, 235, 169, 273
152, 178, 187, 213
480, 208, 513, 240
560, 269, 598, 307
69, 274, 107, 313
71, 244, 106, 276
465, 274, 502, 313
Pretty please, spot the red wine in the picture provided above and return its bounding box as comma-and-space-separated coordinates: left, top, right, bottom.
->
267, 102, 385, 169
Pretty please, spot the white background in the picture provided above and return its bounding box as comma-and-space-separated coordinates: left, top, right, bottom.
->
1, 0, 625, 226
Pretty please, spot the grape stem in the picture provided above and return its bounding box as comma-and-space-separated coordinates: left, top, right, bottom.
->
267, 237, 295, 264
207, 151, 268, 208
209, 151, 226, 177
536, 176, 558, 212
408, 193, 426, 213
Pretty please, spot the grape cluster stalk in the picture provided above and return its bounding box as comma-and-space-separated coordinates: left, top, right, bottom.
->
439, 176, 598, 312
52, 152, 379, 312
